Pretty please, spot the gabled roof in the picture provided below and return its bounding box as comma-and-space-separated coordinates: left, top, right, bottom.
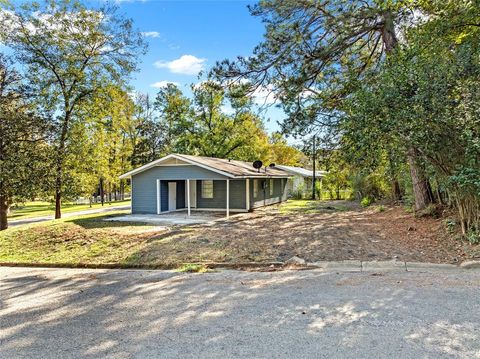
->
119, 154, 291, 179
275, 165, 327, 178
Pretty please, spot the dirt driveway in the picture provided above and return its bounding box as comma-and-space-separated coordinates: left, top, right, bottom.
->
132, 201, 478, 266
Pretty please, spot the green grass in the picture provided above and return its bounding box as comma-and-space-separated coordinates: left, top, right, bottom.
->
0, 210, 155, 265
279, 199, 348, 214
8, 199, 131, 220
176, 263, 212, 273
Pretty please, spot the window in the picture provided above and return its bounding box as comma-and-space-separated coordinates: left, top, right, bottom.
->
253, 179, 258, 198
201, 180, 213, 199
270, 179, 274, 196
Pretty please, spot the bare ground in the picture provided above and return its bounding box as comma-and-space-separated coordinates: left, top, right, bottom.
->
132, 201, 479, 265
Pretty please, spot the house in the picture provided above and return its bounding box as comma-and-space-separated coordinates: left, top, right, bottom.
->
275, 165, 327, 198
119, 154, 291, 217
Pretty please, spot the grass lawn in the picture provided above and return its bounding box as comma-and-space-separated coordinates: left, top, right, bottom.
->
0, 210, 159, 265
279, 199, 353, 214
8, 200, 131, 221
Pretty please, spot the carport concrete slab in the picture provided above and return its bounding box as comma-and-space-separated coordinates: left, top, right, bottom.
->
362, 260, 407, 272
104, 213, 221, 226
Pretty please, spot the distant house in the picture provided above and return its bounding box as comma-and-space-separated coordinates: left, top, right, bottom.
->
275, 165, 327, 198
119, 154, 291, 217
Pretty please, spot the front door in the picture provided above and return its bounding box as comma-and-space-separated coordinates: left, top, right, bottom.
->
168, 182, 177, 211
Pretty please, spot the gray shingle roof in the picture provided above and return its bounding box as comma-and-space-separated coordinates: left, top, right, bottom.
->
175, 154, 290, 178
119, 153, 291, 179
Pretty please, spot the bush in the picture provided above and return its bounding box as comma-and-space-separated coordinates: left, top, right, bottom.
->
361, 197, 373, 207
467, 231, 480, 245
444, 218, 457, 233
350, 172, 389, 201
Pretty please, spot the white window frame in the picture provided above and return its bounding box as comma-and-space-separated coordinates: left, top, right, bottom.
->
253, 179, 258, 198
201, 180, 214, 199
270, 179, 274, 196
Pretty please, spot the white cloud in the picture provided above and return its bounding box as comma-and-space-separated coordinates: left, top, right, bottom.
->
150, 81, 179, 88
154, 55, 206, 75
141, 31, 160, 38
251, 85, 278, 105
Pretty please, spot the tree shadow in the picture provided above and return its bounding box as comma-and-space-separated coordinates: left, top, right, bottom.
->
1, 269, 478, 357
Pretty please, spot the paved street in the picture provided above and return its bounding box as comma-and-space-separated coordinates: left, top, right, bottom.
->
1, 266, 479, 358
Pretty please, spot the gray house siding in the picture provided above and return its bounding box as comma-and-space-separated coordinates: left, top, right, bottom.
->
196, 179, 246, 210
131, 164, 287, 214
132, 165, 228, 214
249, 178, 288, 209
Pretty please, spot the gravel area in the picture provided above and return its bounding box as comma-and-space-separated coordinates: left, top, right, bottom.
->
1, 266, 479, 358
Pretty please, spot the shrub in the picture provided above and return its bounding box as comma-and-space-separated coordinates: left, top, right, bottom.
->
444, 218, 457, 233
361, 197, 373, 207
467, 231, 480, 245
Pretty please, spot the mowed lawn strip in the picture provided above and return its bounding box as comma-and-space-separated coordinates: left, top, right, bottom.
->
0, 200, 478, 268
7, 200, 131, 221
0, 210, 160, 265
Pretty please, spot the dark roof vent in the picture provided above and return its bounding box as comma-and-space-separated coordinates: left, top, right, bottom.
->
269, 163, 276, 167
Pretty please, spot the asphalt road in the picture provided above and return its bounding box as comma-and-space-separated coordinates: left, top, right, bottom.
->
8, 205, 131, 227
1, 266, 479, 358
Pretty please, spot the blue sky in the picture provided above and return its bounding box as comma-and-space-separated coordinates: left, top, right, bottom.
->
112, 0, 285, 134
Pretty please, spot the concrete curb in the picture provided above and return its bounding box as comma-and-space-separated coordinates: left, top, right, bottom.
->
1, 260, 479, 272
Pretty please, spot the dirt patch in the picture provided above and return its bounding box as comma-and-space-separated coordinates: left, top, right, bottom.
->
131, 202, 478, 265
2, 201, 477, 267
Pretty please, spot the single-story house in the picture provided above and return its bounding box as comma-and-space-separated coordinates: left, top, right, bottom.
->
119, 154, 291, 217
275, 165, 327, 197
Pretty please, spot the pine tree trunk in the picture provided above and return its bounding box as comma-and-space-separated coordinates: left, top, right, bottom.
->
407, 148, 434, 211
0, 194, 8, 231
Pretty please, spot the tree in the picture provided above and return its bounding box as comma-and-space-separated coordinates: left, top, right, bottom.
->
1, 0, 146, 218
171, 81, 271, 160
153, 84, 191, 154
0, 54, 51, 230
267, 132, 304, 166
342, 3, 480, 232
213, 0, 437, 209
64, 84, 135, 204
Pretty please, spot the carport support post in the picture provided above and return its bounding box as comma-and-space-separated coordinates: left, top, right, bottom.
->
187, 179, 191, 216
156, 179, 160, 214
226, 179, 230, 218
246, 178, 250, 211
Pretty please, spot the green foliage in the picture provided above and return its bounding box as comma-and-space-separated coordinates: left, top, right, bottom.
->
176, 263, 211, 273
361, 197, 373, 208
350, 171, 390, 202
1, 0, 146, 217
291, 182, 305, 200
444, 218, 457, 234
376, 205, 386, 213
467, 231, 480, 245
0, 54, 53, 229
